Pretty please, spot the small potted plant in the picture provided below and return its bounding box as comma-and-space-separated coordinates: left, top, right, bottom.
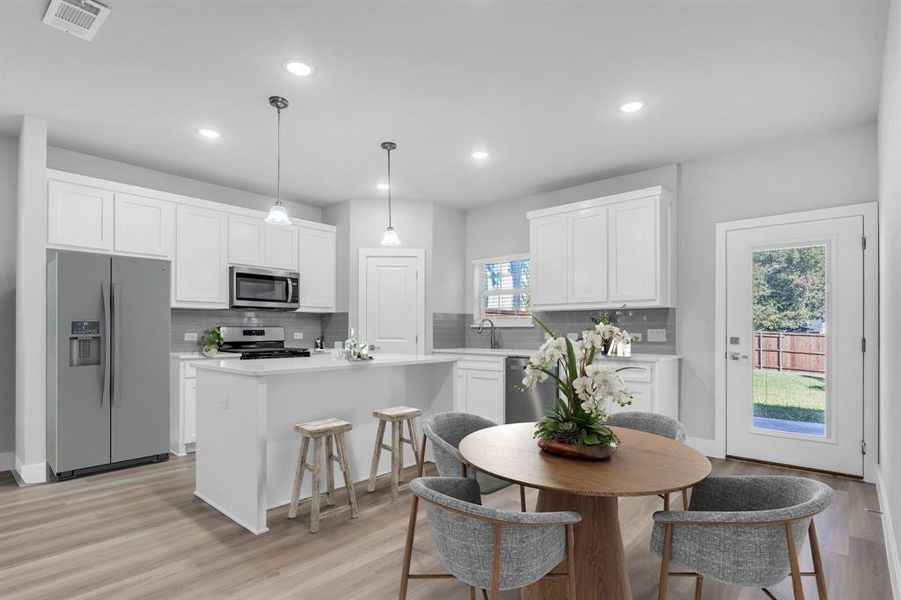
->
522, 318, 634, 460
199, 327, 223, 357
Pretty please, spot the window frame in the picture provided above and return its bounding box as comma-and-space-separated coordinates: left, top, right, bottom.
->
471, 253, 534, 328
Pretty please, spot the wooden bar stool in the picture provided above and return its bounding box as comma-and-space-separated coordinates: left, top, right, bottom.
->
367, 406, 422, 501
288, 417, 359, 533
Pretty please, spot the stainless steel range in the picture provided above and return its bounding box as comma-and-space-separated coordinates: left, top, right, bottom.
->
218, 326, 310, 360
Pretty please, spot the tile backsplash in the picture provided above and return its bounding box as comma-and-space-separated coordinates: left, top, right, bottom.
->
171, 309, 323, 352
453, 308, 676, 354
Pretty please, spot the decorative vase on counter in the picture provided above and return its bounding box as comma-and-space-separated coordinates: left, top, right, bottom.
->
201, 345, 218, 358
520, 316, 637, 461
198, 327, 223, 358
343, 329, 375, 361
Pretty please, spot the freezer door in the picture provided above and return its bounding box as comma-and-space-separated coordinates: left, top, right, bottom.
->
49, 252, 111, 473
110, 256, 171, 463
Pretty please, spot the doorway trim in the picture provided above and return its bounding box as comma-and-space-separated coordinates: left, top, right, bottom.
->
358, 248, 426, 355
714, 203, 878, 482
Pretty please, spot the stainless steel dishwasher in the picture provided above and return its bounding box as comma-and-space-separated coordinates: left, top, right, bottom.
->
505, 356, 557, 423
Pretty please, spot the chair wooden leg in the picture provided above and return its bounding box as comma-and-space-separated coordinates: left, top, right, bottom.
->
682, 488, 689, 509
335, 433, 358, 518
309, 437, 322, 533
489, 523, 502, 600
663, 492, 670, 511
391, 420, 401, 501
808, 520, 828, 600
566, 523, 577, 600
288, 436, 310, 519
468, 587, 476, 600
325, 435, 336, 506
694, 575, 703, 600
481, 590, 489, 600
658, 523, 673, 600
416, 434, 427, 477
520, 484, 527, 512
397, 492, 419, 600
785, 521, 805, 599
367, 419, 387, 492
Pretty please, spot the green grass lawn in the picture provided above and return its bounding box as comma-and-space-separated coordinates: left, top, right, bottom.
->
753, 369, 825, 423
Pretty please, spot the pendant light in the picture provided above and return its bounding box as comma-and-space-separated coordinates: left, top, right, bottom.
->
265, 95, 292, 225
380, 141, 401, 246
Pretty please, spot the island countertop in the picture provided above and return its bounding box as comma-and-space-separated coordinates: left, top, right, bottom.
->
190, 352, 457, 377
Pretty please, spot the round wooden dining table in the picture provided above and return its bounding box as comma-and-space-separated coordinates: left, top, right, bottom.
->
458, 422, 712, 600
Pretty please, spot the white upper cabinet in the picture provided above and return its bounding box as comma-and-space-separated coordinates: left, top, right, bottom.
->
569, 206, 609, 304
264, 223, 299, 271
114, 193, 174, 258
47, 180, 114, 251
530, 215, 569, 306
228, 216, 299, 271
228, 214, 265, 266
527, 186, 675, 310
608, 196, 658, 303
174, 205, 228, 307
297, 224, 336, 312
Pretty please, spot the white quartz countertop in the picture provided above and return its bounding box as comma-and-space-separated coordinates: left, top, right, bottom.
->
171, 352, 242, 360
190, 353, 457, 377
432, 348, 680, 361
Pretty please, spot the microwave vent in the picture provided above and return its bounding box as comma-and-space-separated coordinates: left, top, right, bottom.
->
42, 0, 110, 41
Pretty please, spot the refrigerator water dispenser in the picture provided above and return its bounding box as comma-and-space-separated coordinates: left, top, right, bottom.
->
69, 320, 101, 367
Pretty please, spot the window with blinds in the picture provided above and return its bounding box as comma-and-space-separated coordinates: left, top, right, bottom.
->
473, 255, 532, 325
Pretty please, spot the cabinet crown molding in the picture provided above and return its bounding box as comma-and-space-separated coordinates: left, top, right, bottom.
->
526, 185, 672, 221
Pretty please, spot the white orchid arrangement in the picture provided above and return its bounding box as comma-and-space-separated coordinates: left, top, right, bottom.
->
524, 317, 635, 446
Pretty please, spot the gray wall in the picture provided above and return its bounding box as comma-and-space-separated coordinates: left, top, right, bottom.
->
47, 146, 322, 222
0, 134, 17, 454
677, 122, 878, 439
877, 0, 901, 574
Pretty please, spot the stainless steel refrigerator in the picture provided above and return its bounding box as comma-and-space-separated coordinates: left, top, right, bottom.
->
47, 251, 170, 479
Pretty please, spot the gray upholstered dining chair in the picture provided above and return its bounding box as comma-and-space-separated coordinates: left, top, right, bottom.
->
607, 411, 689, 509
399, 477, 580, 600
420, 412, 527, 511
650, 475, 834, 600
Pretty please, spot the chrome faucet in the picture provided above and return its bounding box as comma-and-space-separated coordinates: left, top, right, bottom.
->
477, 318, 498, 349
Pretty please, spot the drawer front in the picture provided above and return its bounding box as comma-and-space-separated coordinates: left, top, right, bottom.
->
596, 360, 652, 383
446, 355, 505, 372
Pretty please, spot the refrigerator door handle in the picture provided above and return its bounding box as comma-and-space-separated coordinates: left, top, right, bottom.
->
101, 283, 111, 407
112, 283, 121, 406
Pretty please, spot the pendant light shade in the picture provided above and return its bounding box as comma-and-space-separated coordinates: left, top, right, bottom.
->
265, 96, 292, 225
379, 141, 401, 246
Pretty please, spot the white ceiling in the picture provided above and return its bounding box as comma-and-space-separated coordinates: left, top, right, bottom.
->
0, 0, 889, 209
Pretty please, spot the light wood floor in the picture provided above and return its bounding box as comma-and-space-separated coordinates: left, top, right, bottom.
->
0, 455, 893, 599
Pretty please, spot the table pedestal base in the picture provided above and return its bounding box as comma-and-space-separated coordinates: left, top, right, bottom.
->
522, 490, 631, 600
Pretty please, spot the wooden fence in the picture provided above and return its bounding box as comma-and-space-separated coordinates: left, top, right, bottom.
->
752, 331, 826, 374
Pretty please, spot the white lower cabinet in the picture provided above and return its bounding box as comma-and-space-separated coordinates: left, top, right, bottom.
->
596, 356, 680, 420
171, 355, 240, 455
446, 355, 505, 424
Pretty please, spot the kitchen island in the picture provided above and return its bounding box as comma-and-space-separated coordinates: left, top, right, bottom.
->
191, 353, 456, 534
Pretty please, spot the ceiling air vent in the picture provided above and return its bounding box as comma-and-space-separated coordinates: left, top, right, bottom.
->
42, 0, 110, 41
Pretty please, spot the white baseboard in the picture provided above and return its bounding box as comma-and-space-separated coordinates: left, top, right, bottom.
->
0, 452, 14, 472
685, 436, 722, 458
876, 467, 901, 600
14, 456, 47, 485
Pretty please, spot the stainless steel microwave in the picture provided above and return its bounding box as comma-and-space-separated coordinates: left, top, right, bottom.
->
229, 266, 300, 310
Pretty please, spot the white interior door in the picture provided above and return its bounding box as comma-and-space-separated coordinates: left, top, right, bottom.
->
725, 216, 864, 476
359, 250, 424, 354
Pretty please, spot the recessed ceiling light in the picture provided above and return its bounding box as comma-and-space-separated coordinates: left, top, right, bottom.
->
376, 183, 390, 190
284, 60, 314, 77
471, 150, 490, 160
197, 128, 221, 139
619, 100, 645, 113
